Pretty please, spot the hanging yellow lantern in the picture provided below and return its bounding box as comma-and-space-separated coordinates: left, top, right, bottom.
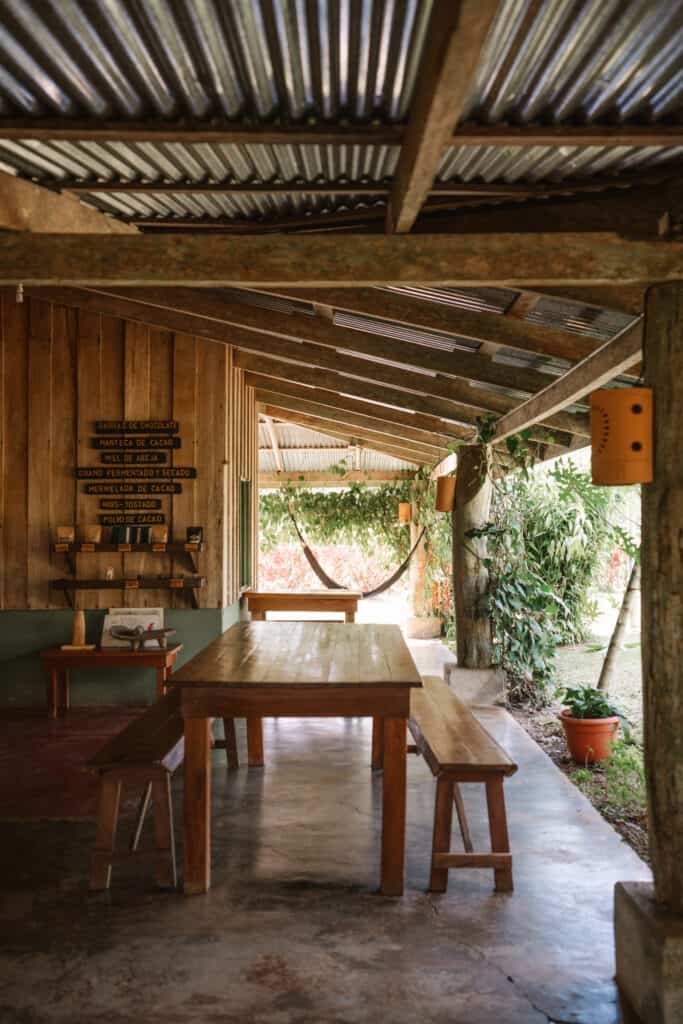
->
590, 387, 653, 486
398, 501, 412, 525
435, 475, 456, 512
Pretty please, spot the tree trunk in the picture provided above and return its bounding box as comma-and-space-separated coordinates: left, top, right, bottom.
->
642, 282, 683, 911
597, 562, 640, 693
453, 444, 493, 668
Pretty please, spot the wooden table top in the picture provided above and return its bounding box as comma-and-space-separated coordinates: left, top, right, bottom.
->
244, 589, 362, 599
41, 643, 183, 662
172, 622, 421, 689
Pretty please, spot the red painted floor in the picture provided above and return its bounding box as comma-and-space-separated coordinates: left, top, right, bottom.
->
0, 708, 143, 820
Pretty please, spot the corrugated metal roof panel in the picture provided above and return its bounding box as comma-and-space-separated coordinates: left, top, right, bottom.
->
0, 0, 433, 122
438, 143, 683, 185
460, 0, 683, 125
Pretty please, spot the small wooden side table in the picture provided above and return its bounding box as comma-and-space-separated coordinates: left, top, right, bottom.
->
39, 644, 184, 718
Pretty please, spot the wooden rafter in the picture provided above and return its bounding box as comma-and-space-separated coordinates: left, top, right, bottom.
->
386, 0, 499, 233
249, 373, 468, 440
263, 415, 283, 472
250, 285, 613, 363
259, 470, 416, 488
254, 388, 454, 452
258, 405, 426, 465
1, 120, 683, 149
491, 322, 643, 444
84, 285, 555, 395
26, 285, 590, 439
7, 232, 683, 286
0, 169, 136, 234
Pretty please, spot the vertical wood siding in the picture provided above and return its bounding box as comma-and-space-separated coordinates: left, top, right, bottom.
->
0, 288, 258, 610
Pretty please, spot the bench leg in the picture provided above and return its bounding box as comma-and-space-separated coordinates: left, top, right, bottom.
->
222, 718, 239, 770
90, 777, 122, 891
47, 669, 58, 719
486, 776, 513, 892
152, 774, 177, 889
429, 776, 454, 893
60, 670, 70, 713
246, 717, 264, 767
453, 783, 474, 853
344, 610, 355, 623
183, 717, 212, 894
371, 717, 384, 770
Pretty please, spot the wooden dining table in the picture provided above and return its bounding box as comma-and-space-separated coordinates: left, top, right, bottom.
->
172, 620, 422, 896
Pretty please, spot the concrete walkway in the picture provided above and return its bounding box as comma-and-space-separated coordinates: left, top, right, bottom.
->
0, 709, 649, 1023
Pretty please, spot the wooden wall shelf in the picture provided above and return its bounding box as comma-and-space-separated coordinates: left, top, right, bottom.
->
52, 541, 204, 574
51, 576, 206, 610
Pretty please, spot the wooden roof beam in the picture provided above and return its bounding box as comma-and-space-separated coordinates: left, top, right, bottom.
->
6, 232, 683, 286
386, 0, 498, 233
258, 470, 416, 488
258, 405, 426, 465
26, 285, 590, 439
491, 322, 643, 444
0, 169, 136, 234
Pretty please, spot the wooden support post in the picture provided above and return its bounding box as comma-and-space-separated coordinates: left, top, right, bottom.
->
642, 283, 683, 911
453, 445, 493, 668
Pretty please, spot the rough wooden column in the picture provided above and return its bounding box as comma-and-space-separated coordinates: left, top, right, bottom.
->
614, 282, 683, 1024
406, 477, 439, 639
642, 282, 683, 910
453, 444, 493, 668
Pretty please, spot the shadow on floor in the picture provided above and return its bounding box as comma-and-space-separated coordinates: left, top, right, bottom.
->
0, 712, 649, 1024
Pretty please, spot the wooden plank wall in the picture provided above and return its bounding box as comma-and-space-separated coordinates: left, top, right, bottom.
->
0, 288, 258, 610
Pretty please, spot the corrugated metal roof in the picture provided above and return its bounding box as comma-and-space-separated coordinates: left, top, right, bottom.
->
258, 418, 415, 473
0, 0, 433, 122
461, 0, 683, 125
0, 0, 681, 227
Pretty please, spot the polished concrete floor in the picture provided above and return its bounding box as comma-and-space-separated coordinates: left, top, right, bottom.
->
0, 710, 650, 1024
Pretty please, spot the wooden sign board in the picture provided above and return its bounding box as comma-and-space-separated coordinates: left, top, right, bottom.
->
99, 499, 162, 511
85, 482, 182, 495
95, 419, 179, 434
94, 436, 181, 451
101, 452, 168, 465
77, 467, 196, 480
99, 514, 165, 525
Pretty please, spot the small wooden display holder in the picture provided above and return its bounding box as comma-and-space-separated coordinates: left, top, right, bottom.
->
60, 609, 96, 652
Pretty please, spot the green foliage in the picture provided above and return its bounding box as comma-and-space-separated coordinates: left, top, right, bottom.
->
560, 685, 622, 720
570, 740, 647, 830
473, 457, 636, 706
259, 468, 454, 615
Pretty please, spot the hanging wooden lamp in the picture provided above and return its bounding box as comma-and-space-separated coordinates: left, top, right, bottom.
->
398, 501, 412, 525
590, 387, 653, 486
435, 475, 456, 512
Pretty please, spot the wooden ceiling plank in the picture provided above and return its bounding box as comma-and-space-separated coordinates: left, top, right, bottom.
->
5, 231, 683, 286
386, 0, 499, 234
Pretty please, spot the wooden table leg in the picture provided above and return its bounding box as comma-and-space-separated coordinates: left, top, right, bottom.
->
46, 668, 58, 719
381, 716, 407, 896
247, 717, 265, 767
371, 717, 384, 770
345, 610, 356, 623
155, 668, 165, 701
60, 670, 70, 712
183, 717, 211, 895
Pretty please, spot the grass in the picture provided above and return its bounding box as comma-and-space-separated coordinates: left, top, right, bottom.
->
569, 740, 649, 861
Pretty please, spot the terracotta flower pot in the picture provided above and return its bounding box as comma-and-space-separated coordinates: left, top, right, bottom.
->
559, 709, 620, 764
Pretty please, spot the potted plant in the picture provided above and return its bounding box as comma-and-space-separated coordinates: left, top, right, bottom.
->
558, 685, 622, 764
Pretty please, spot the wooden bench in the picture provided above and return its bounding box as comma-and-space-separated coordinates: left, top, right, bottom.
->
87, 690, 238, 890
408, 675, 517, 893
244, 589, 361, 623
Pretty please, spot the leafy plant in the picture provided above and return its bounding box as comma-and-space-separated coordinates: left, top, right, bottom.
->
559, 685, 622, 719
